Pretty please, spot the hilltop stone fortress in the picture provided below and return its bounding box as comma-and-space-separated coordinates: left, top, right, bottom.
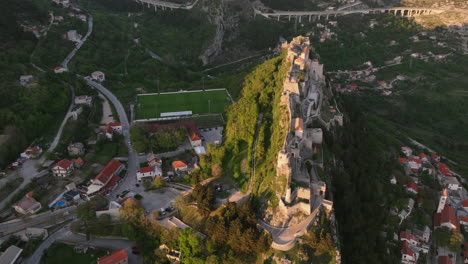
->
271, 36, 337, 226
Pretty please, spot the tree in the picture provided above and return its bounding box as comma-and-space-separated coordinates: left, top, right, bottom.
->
449, 229, 462, 252
76, 202, 96, 240
153, 176, 165, 189
179, 228, 205, 264
119, 198, 144, 223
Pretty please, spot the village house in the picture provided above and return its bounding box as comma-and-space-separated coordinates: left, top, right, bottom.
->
438, 163, 452, 177
67, 142, 85, 156
87, 160, 124, 195
54, 16, 64, 22
462, 199, 468, 211
52, 159, 74, 177
400, 231, 419, 246
74, 157, 84, 168
407, 158, 422, 173
19, 75, 37, 86
434, 205, 459, 230
172, 161, 188, 172
77, 14, 87, 22
65, 30, 81, 42
431, 152, 441, 162
405, 182, 418, 194
105, 122, 122, 140
459, 216, 468, 226
418, 153, 428, 163
398, 198, 415, 222
91, 71, 105, 82
13, 192, 42, 215
74, 95, 92, 105
137, 166, 162, 182
147, 153, 162, 167
20, 146, 42, 159
401, 241, 417, 264
97, 248, 128, 264
54, 66, 67, 73
401, 146, 412, 157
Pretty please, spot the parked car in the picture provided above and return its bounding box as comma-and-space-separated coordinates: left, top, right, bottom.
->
160, 208, 166, 215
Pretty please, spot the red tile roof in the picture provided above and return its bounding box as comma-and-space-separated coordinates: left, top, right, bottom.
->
400, 231, 419, 243
438, 256, 452, 264
103, 175, 120, 193
435, 205, 459, 231
75, 157, 84, 165
459, 216, 468, 223
54, 159, 72, 169
462, 199, 468, 207
409, 158, 422, 164
97, 249, 128, 264
398, 157, 407, 164
172, 160, 187, 169
139, 166, 154, 173
438, 163, 451, 176
108, 122, 121, 127
431, 152, 440, 160
419, 153, 427, 159
94, 160, 122, 185
401, 241, 415, 258
148, 157, 160, 165
405, 182, 418, 193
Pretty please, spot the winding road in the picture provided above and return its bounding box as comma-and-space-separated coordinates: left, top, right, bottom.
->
61, 14, 93, 69
84, 79, 139, 194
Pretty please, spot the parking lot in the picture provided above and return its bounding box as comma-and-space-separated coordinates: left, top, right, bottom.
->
132, 186, 183, 214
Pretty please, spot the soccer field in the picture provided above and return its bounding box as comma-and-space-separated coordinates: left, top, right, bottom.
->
135, 90, 231, 120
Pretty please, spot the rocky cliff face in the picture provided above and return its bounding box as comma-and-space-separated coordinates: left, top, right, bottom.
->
198, 0, 253, 65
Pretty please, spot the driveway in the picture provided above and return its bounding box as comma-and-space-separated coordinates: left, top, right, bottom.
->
99, 93, 114, 125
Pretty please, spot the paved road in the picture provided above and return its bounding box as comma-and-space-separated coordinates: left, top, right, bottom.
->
47, 85, 75, 153
25, 225, 140, 264
84, 79, 138, 195
0, 206, 75, 237
61, 14, 93, 69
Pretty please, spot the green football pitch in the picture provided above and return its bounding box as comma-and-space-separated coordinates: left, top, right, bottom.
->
135, 90, 231, 120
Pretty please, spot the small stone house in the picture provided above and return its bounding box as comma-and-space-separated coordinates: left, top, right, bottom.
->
67, 142, 85, 156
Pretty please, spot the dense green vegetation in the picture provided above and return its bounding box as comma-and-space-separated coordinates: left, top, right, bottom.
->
326, 97, 397, 263
314, 14, 452, 71
0, 0, 94, 166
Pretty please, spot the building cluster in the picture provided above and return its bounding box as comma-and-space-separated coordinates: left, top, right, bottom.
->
393, 144, 467, 264
310, 21, 338, 43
